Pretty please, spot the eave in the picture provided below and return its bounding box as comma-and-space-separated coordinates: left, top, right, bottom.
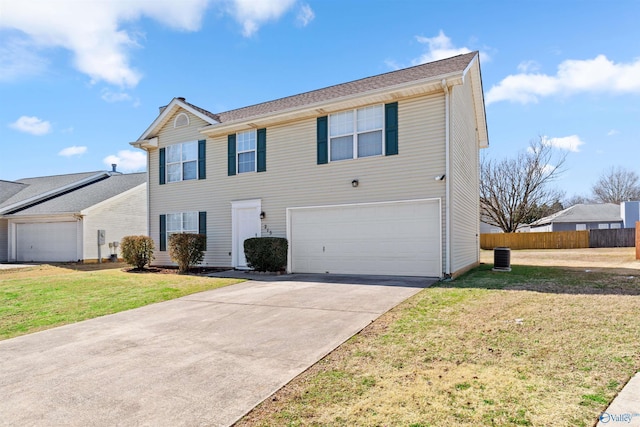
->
199, 72, 466, 137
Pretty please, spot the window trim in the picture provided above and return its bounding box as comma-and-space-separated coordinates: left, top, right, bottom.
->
328, 104, 385, 162
166, 211, 199, 242
166, 141, 198, 183
236, 129, 257, 174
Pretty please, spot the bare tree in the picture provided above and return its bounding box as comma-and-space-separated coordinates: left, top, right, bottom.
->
481, 137, 566, 233
564, 194, 594, 207
591, 166, 640, 204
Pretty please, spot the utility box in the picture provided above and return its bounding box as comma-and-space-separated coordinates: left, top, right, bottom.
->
98, 230, 106, 245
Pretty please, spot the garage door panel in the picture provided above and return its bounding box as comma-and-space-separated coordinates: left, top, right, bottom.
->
290, 200, 441, 277
16, 222, 78, 262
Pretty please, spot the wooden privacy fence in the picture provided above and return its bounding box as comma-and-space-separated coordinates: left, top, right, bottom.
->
589, 228, 636, 248
481, 231, 589, 250
481, 228, 637, 250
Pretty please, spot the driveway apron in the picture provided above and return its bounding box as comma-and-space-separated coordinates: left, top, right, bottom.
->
0, 276, 432, 427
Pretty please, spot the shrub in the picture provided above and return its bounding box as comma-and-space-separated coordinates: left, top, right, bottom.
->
120, 235, 155, 270
244, 237, 288, 272
169, 233, 206, 274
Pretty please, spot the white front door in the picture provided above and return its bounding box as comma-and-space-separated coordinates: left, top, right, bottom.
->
231, 199, 262, 269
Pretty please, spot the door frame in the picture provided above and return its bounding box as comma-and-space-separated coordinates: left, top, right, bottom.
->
231, 199, 262, 269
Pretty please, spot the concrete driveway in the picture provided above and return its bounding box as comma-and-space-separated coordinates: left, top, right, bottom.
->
0, 274, 434, 427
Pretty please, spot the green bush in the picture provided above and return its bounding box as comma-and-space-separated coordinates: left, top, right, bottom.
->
120, 235, 155, 270
169, 233, 207, 274
244, 237, 288, 272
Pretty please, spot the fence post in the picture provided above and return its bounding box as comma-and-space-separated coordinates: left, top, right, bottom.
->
636, 222, 640, 260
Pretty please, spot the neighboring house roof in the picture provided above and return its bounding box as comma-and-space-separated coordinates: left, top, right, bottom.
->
134, 52, 488, 148
0, 171, 146, 216
0, 180, 27, 204
530, 203, 622, 226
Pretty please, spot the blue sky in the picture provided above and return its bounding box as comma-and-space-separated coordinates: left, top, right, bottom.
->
1, 0, 639, 200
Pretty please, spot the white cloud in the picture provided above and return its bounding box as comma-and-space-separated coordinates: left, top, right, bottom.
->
0, 36, 49, 82
101, 89, 133, 103
9, 116, 52, 135
486, 55, 640, 105
58, 146, 87, 157
228, 0, 298, 37
517, 60, 541, 73
296, 3, 315, 27
607, 129, 619, 136
1, 0, 303, 87
104, 150, 146, 172
414, 31, 472, 64
542, 135, 585, 152
0, 0, 210, 87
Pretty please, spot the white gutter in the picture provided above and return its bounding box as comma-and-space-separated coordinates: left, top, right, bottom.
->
442, 79, 451, 277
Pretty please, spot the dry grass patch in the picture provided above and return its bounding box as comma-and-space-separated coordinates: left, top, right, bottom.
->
237, 264, 640, 427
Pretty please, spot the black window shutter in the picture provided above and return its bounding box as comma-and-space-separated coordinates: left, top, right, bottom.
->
199, 211, 207, 235
228, 134, 236, 176
257, 128, 266, 172
385, 102, 398, 156
198, 140, 206, 180
159, 214, 167, 251
317, 116, 328, 164
159, 148, 166, 185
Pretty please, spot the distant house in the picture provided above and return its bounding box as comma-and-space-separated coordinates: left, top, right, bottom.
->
131, 52, 489, 278
529, 203, 623, 232
0, 170, 146, 263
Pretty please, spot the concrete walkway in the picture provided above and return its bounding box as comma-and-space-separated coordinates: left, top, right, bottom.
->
597, 372, 640, 427
0, 275, 433, 427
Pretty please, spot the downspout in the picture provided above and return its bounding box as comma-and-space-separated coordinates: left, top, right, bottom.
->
441, 79, 451, 277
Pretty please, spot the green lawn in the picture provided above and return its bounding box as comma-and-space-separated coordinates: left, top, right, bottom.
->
0, 264, 241, 339
238, 263, 640, 427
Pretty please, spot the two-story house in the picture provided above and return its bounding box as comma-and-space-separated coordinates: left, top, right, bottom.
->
131, 52, 488, 278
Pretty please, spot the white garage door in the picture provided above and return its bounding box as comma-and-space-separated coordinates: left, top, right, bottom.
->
16, 222, 78, 262
289, 199, 441, 277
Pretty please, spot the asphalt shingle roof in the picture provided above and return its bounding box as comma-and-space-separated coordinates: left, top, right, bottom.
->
531, 203, 622, 225
0, 171, 105, 210
213, 52, 478, 123
1, 172, 146, 216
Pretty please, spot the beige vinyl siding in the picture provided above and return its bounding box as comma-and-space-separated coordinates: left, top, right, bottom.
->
148, 93, 447, 269
0, 219, 8, 262
82, 185, 147, 261
449, 76, 481, 275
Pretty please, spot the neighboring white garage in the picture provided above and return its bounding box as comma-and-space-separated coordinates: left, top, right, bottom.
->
288, 199, 442, 277
16, 222, 79, 262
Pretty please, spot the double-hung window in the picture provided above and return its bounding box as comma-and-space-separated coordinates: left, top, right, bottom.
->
237, 130, 256, 173
166, 212, 198, 240
166, 141, 198, 182
329, 105, 383, 161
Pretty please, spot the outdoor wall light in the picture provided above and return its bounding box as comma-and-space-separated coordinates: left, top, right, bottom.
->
351, 179, 359, 188
260, 211, 266, 219
434, 174, 446, 181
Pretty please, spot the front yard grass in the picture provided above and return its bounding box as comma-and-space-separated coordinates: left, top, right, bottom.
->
0, 264, 241, 340
237, 264, 640, 427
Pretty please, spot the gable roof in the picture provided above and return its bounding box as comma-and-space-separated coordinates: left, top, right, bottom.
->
0, 171, 145, 216
133, 52, 488, 147
530, 203, 622, 226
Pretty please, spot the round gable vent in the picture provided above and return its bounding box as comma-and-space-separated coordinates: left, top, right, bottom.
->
174, 112, 189, 128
